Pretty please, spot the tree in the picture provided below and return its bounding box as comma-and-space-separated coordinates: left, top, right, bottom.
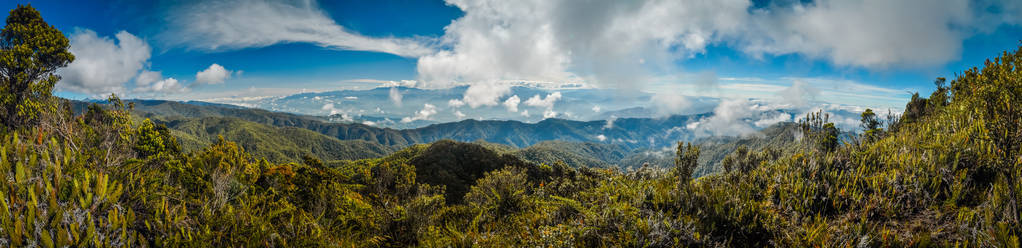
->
134, 118, 181, 158
799, 110, 840, 152
859, 109, 881, 131
860, 109, 884, 142
0, 4, 74, 128
674, 142, 699, 181
821, 122, 838, 151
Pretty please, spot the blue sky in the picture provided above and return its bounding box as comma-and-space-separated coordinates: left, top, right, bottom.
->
5, 0, 1022, 112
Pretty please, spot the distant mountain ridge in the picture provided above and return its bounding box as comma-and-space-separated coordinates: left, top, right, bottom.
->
86, 99, 720, 149
72, 99, 803, 172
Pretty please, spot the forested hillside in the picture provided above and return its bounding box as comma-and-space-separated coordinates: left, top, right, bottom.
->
164, 117, 397, 163
109, 98, 712, 149
1, 5, 1020, 247
76, 97, 797, 170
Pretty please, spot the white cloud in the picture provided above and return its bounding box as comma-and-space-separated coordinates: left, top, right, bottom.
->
776, 80, 820, 109
591, 105, 601, 113
380, 80, 421, 88
651, 92, 692, 116
163, 0, 434, 57
321, 104, 356, 123
389, 87, 403, 106
543, 109, 558, 119
604, 115, 617, 129
321, 103, 338, 115
417, 0, 749, 89
195, 63, 232, 85
448, 98, 466, 108
738, 0, 977, 68
462, 82, 512, 108
521, 110, 530, 117
503, 95, 521, 112
133, 70, 187, 94
754, 112, 791, 128
596, 134, 607, 141
454, 110, 467, 118
524, 92, 562, 109
410, 0, 1022, 94
694, 98, 757, 136
693, 70, 719, 92
686, 121, 700, 130
344, 96, 358, 100
402, 103, 438, 123
58, 29, 150, 95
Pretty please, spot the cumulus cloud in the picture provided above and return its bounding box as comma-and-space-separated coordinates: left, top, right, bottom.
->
524, 92, 562, 109
454, 110, 467, 119
195, 63, 232, 85
462, 82, 512, 108
412, 0, 1022, 92
58, 29, 151, 95
162, 0, 434, 57
503, 95, 521, 112
417, 0, 749, 89
402, 103, 438, 123
389, 87, 403, 106
133, 70, 186, 93
592, 105, 601, 112
596, 134, 607, 141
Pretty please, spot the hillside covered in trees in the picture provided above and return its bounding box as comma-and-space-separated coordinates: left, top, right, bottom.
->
1, 4, 1020, 247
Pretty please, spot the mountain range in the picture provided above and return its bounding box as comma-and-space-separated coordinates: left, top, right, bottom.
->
73, 98, 806, 174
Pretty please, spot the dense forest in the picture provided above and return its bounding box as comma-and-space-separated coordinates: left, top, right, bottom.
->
2, 5, 1021, 247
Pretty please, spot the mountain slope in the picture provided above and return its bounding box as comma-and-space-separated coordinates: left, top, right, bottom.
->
512, 141, 630, 168
164, 116, 397, 163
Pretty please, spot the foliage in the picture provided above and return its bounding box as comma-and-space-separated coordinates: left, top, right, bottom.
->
799, 110, 840, 152
161, 116, 397, 163
0, 4, 73, 129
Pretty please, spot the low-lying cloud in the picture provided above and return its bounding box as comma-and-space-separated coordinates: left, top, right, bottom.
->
402, 103, 438, 123
389, 87, 403, 106
776, 80, 820, 108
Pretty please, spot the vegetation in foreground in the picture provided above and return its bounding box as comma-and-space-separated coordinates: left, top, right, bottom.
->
1, 5, 1020, 247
